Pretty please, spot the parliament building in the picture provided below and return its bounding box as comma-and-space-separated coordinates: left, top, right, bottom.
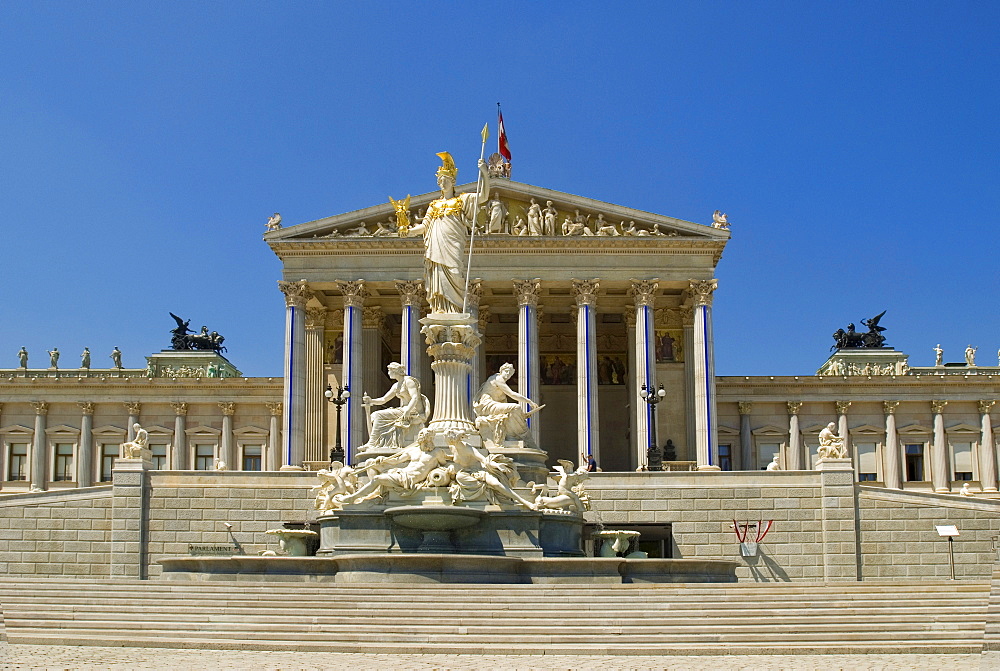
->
1, 165, 998, 583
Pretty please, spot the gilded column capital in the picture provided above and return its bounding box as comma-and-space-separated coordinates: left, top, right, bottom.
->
477, 305, 492, 332
624, 305, 636, 328
787, 401, 802, 415
513, 279, 542, 308
628, 279, 658, 308
336, 279, 368, 308
123, 401, 141, 415
395, 280, 426, 308
31, 401, 49, 416
219, 402, 236, 417
362, 306, 385, 331
687, 279, 718, 307
930, 400, 948, 414
835, 400, 852, 415
884, 400, 900, 415
278, 279, 313, 308
979, 400, 996, 414
265, 401, 282, 417
304, 306, 327, 330
79, 402, 95, 416
738, 401, 753, 416
571, 279, 600, 307
171, 402, 188, 416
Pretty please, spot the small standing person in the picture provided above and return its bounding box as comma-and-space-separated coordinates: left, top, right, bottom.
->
110, 347, 123, 369
80, 347, 91, 369
48, 348, 60, 369
17, 347, 28, 368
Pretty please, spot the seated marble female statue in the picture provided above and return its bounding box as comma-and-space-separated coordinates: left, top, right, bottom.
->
473, 362, 543, 448
360, 362, 430, 452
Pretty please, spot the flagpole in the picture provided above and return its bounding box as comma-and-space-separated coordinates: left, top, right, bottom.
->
462, 123, 489, 314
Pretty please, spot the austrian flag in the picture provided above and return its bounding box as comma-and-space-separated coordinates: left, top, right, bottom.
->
498, 105, 511, 162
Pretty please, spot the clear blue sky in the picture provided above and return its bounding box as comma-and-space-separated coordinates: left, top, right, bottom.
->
1, 2, 997, 376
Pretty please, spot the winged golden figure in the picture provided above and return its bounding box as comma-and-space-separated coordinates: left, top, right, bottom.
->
388, 194, 411, 236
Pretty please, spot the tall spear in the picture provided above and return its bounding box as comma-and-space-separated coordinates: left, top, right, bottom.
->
461, 123, 489, 314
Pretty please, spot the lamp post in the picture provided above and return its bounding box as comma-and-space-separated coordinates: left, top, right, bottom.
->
324, 384, 350, 464
640, 383, 666, 471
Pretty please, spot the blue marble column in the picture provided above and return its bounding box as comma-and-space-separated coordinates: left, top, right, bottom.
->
629, 280, 658, 470
278, 279, 313, 470
514, 279, 541, 447
689, 279, 719, 471
337, 280, 367, 465
572, 280, 600, 465
395, 280, 426, 379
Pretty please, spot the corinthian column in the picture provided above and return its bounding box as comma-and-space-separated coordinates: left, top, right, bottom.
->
836, 400, 852, 463
170, 402, 188, 470
738, 401, 753, 470
395, 280, 426, 378
786, 402, 803, 470
265, 402, 281, 471
629, 280, 658, 469
304, 305, 327, 463
361, 305, 386, 410
219, 402, 235, 470
30, 402, 48, 490
883, 401, 901, 489
688, 279, 719, 470
337, 280, 367, 464
514, 279, 542, 447
465, 279, 483, 404
124, 402, 141, 441
78, 402, 95, 487
572, 279, 600, 464
278, 279, 313, 470
931, 400, 949, 492
979, 400, 997, 492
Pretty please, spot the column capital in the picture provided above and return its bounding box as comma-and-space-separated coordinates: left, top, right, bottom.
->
979, 400, 996, 414
395, 280, 426, 308
624, 305, 636, 328
265, 401, 282, 417
123, 401, 141, 415
513, 279, 542, 307
787, 401, 803, 415
219, 402, 236, 417
31, 401, 49, 416
171, 401, 188, 416
835, 400, 852, 415
931, 399, 948, 414
572, 279, 600, 306
628, 279, 658, 307
362, 305, 385, 331
738, 401, 753, 416
278, 279, 313, 308
477, 305, 492, 332
304, 305, 327, 329
687, 279, 718, 307
79, 402, 95, 416
884, 400, 900, 415
336, 279, 368, 308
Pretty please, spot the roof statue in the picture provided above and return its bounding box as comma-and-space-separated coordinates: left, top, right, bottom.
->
169, 313, 227, 353
831, 310, 889, 350
712, 210, 730, 229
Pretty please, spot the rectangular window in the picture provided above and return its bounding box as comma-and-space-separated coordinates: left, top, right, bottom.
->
194, 444, 215, 471
857, 442, 877, 482
150, 444, 168, 470
8, 443, 28, 481
718, 444, 732, 471
904, 443, 925, 482
758, 443, 779, 470
242, 445, 262, 472
953, 441, 974, 481
53, 443, 74, 482
100, 443, 118, 482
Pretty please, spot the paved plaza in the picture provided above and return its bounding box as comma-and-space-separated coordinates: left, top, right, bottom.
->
0, 645, 989, 670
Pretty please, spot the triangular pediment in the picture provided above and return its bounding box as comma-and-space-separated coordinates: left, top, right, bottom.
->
266, 180, 729, 243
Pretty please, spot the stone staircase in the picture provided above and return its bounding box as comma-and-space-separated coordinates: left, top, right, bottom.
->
0, 577, 990, 655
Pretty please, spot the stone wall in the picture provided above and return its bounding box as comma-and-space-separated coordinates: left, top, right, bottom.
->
858, 487, 1000, 580
144, 471, 314, 577
0, 487, 112, 577
587, 471, 827, 582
